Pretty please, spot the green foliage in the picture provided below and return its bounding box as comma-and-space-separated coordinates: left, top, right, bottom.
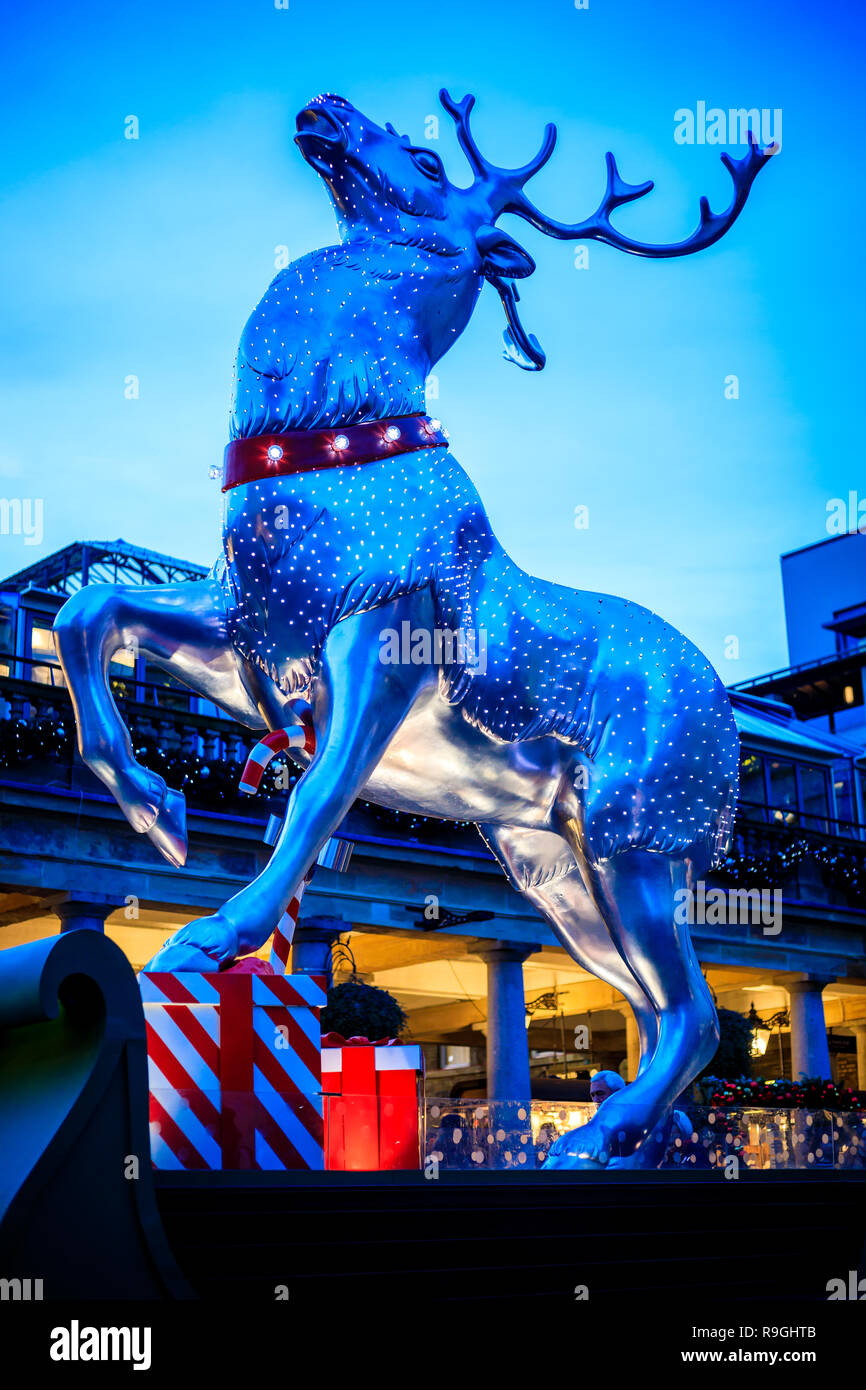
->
321, 981, 407, 1041
698, 1007, 754, 1080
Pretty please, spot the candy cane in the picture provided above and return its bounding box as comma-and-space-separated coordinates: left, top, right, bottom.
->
269, 876, 312, 974
238, 701, 319, 973
238, 701, 317, 796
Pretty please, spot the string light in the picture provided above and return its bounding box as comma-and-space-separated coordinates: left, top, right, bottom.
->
219, 90, 742, 867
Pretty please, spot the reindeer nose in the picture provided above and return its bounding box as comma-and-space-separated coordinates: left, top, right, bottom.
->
295, 97, 351, 161
297, 92, 353, 130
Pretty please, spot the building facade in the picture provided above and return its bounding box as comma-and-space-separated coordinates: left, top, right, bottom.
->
1, 538, 865, 1100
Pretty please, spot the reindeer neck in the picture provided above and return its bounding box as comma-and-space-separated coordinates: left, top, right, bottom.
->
231, 237, 470, 437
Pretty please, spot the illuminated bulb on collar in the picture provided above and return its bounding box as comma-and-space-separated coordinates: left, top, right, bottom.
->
334, 434, 349, 450
267, 444, 284, 461
385, 425, 401, 442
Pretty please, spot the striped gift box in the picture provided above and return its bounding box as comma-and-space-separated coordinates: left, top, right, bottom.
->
141, 970, 326, 1171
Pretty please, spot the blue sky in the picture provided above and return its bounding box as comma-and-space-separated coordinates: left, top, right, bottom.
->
1, 0, 862, 680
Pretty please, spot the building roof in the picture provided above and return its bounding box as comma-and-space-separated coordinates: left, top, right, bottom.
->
0, 540, 209, 596
728, 641, 866, 722
730, 690, 865, 766
780, 530, 866, 562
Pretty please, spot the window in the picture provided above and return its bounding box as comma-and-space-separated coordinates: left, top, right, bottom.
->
27, 617, 65, 687
744, 750, 856, 837
0, 607, 14, 677
798, 764, 829, 833
739, 751, 767, 822
768, 759, 798, 827
439, 1045, 472, 1070
833, 764, 857, 838
108, 645, 138, 701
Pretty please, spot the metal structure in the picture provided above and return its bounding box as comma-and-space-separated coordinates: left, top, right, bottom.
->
52, 90, 775, 1167
2, 538, 208, 597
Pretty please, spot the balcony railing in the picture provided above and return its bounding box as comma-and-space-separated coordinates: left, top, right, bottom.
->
0, 650, 197, 712
721, 802, 866, 907
0, 663, 267, 819
729, 638, 866, 692
3, 658, 866, 886
737, 796, 866, 842
0, 663, 484, 847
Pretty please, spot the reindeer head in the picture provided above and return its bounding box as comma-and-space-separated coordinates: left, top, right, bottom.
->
295, 90, 776, 372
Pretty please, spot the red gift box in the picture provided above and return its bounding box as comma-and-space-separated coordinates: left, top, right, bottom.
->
321, 1038, 424, 1171
141, 967, 326, 1171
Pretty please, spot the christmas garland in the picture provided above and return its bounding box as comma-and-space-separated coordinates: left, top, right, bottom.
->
697, 1075, 862, 1111
0, 707, 480, 836
0, 709, 288, 812
715, 827, 866, 905
0, 710, 74, 766
4, 709, 866, 885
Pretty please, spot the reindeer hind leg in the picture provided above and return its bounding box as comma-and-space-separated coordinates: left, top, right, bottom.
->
545, 846, 718, 1168
479, 824, 659, 1078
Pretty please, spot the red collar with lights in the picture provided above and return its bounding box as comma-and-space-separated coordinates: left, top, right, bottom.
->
222, 413, 448, 492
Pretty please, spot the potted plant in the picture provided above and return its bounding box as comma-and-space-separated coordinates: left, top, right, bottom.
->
321, 981, 407, 1042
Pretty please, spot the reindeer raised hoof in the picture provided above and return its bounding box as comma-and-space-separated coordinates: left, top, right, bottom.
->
53, 575, 267, 872
56, 89, 774, 1154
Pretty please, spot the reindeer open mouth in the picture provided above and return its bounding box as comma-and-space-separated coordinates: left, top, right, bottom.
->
294, 101, 349, 164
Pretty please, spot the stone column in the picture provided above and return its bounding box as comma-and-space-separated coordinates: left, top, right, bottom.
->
786, 977, 833, 1081
851, 1021, 866, 1091
475, 941, 538, 1170
54, 894, 122, 934
475, 942, 537, 1100
290, 915, 346, 979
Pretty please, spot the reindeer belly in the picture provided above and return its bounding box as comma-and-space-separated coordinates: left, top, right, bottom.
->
361, 685, 567, 826
444, 565, 739, 866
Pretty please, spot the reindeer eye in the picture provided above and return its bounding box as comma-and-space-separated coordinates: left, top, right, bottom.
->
408, 147, 444, 181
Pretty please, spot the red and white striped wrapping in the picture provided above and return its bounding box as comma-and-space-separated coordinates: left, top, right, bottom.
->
141, 969, 326, 1171
269, 881, 308, 975
238, 704, 316, 796
267, 836, 353, 972
236, 703, 318, 974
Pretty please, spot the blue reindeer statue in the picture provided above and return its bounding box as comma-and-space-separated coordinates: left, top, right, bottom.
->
54, 91, 775, 1168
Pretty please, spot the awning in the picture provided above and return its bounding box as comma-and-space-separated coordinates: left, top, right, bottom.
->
730, 691, 865, 766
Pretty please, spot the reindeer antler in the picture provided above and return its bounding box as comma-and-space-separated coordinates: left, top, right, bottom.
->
439, 88, 557, 200
438, 91, 776, 369
505, 132, 776, 259
440, 88, 776, 260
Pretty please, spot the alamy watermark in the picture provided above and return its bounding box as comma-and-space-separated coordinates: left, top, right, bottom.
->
826, 491, 866, 536
674, 882, 782, 936
49, 1321, 151, 1370
0, 497, 43, 545
379, 621, 487, 674
1, 1276, 43, 1300
674, 103, 782, 150
827, 1271, 866, 1300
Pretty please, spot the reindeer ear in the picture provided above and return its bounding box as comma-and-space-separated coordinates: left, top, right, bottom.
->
476, 225, 536, 281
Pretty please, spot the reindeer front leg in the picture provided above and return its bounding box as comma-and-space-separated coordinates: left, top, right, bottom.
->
145, 594, 433, 971
54, 577, 262, 867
